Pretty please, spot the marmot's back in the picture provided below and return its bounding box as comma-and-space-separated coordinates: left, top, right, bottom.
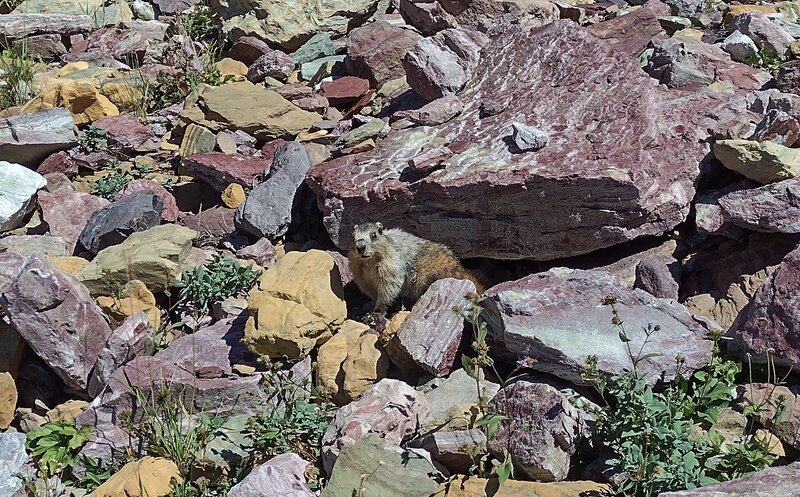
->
405, 238, 484, 303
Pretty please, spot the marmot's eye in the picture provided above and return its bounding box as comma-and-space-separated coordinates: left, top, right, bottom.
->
370, 233, 377, 241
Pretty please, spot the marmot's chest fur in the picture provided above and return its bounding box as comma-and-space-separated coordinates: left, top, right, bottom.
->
347, 223, 482, 314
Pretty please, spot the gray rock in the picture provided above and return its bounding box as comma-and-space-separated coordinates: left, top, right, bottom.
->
0, 251, 25, 294
511, 122, 548, 152
38, 186, 110, 254
228, 453, 314, 497
730, 12, 795, 56
0, 13, 92, 40
421, 368, 500, 434
634, 254, 680, 300
657, 461, 800, 496
152, 0, 198, 15
0, 161, 47, 232
0, 432, 28, 497
718, 178, 800, 233
661, 0, 705, 16
483, 268, 714, 385
129, 0, 154, 20
299, 55, 345, 81
79, 191, 164, 255
235, 141, 312, 239
1, 256, 114, 391
0, 108, 78, 168
488, 381, 586, 482
694, 180, 756, 238
87, 312, 153, 398
0, 235, 68, 258
419, 429, 486, 474
721, 30, 759, 63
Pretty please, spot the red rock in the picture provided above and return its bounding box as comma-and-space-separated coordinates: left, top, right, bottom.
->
72, 27, 147, 64
345, 20, 423, 87
93, 114, 159, 154
179, 207, 237, 238
399, 0, 558, 36
37, 151, 78, 178
307, 21, 747, 260
114, 179, 179, 223
37, 187, 109, 254
320, 76, 371, 106
247, 50, 295, 83
183, 153, 270, 192
587, 0, 670, 57
229, 36, 277, 66
236, 238, 277, 268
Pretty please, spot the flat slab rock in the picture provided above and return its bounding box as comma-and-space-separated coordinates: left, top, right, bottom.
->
307, 20, 746, 260
482, 268, 714, 385
657, 461, 800, 496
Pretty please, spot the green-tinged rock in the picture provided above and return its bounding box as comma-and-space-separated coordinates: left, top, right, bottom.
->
334, 118, 387, 149
300, 55, 345, 81
713, 139, 800, 184
195, 414, 253, 468
76, 224, 196, 295
0, 235, 68, 257
293, 32, 336, 65
14, 0, 133, 24
421, 369, 500, 434
178, 81, 318, 140
320, 435, 443, 497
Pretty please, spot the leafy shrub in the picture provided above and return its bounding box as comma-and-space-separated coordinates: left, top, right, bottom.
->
176, 253, 262, 313
581, 296, 782, 497
78, 125, 108, 153
745, 47, 787, 73
90, 161, 154, 200
179, 5, 216, 42
25, 421, 92, 477
0, 41, 42, 110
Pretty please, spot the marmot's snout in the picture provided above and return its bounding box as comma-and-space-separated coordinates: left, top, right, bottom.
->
355, 241, 368, 257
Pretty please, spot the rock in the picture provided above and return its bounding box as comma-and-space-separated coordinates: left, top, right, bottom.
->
0, 109, 78, 168
22, 79, 120, 125
293, 33, 337, 65
751, 109, 800, 147
722, 30, 759, 63
73, 27, 148, 64
222, 183, 247, 208
300, 55, 346, 81
37, 187, 109, 254
333, 117, 387, 149
399, 0, 558, 36
247, 50, 295, 83
717, 178, 800, 233
398, 0, 456, 36
317, 320, 389, 405
403, 28, 488, 101
0, 235, 68, 258
96, 279, 160, 330
178, 81, 318, 140
245, 250, 346, 358
78, 192, 164, 255
216, 57, 248, 78
179, 207, 237, 238
483, 268, 713, 385
434, 476, 612, 496
228, 453, 314, 497
235, 141, 312, 238
730, 12, 794, 56
46, 399, 89, 423
0, 13, 92, 40
321, 435, 441, 497
346, 20, 423, 87
420, 429, 486, 474
321, 76, 371, 105
634, 254, 680, 299
183, 153, 270, 192
0, 251, 26, 292
0, 432, 28, 497
114, 179, 179, 223
0, 161, 47, 232
728, 243, 800, 369
92, 457, 182, 497
307, 21, 748, 260
37, 151, 79, 178
217, 0, 380, 50
487, 381, 585, 482
178, 123, 216, 157
739, 383, 800, 450
152, 0, 197, 15
1, 256, 114, 390
76, 224, 196, 295
87, 312, 152, 397
586, 0, 669, 57
403, 95, 464, 126
0, 372, 16, 429
657, 461, 800, 496
776, 60, 800, 96
422, 368, 500, 434
228, 36, 274, 65
714, 140, 800, 184
511, 122, 548, 152
392, 278, 474, 376
93, 114, 159, 154
321, 378, 429, 474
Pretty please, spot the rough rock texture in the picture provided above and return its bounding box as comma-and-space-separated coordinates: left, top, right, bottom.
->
422, 368, 500, 434
346, 20, 423, 87
431, 477, 612, 497
87, 312, 152, 398
0, 373, 16, 429
714, 140, 800, 183
392, 278, 475, 376
717, 178, 800, 233
634, 254, 681, 300
0, 235, 67, 258
722, 30, 759, 63
0, 162, 47, 232
320, 76, 370, 105
483, 268, 713, 385
587, 0, 669, 57
728, 243, 800, 369
399, 0, 558, 36
247, 49, 295, 83
420, 429, 487, 474
79, 192, 164, 255
114, 179, 179, 223
402, 95, 464, 126
228, 453, 314, 497
92, 457, 181, 497
0, 13, 92, 39
235, 141, 312, 239
730, 12, 794, 56
657, 461, 800, 496
1, 256, 114, 390
93, 114, 159, 154
739, 383, 800, 450
236, 238, 277, 268
487, 381, 585, 482
183, 153, 270, 192
751, 109, 800, 147
308, 21, 747, 260
0, 432, 28, 497
321, 378, 430, 474
38, 187, 109, 254
0, 108, 79, 167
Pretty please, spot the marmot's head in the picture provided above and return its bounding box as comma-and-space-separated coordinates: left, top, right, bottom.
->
352, 222, 384, 258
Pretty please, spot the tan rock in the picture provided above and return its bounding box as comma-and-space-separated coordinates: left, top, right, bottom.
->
317, 320, 389, 405
221, 183, 246, 208
756, 428, 786, 457
178, 123, 216, 157
725, 4, 777, 26
46, 255, 89, 274
215, 58, 248, 77
431, 476, 613, 497
244, 250, 346, 358
22, 79, 119, 125
100, 79, 142, 108
92, 456, 182, 497
379, 311, 419, 372
232, 364, 256, 375
96, 279, 160, 329
0, 372, 17, 429
46, 399, 88, 423
714, 140, 800, 184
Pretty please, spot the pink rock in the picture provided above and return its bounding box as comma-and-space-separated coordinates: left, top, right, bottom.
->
345, 20, 423, 87
37, 187, 109, 254
93, 114, 159, 153
399, 0, 558, 36
658, 461, 800, 496
229, 36, 274, 66
247, 50, 295, 83
320, 76, 371, 106
587, 0, 670, 57
114, 179, 179, 223
634, 254, 681, 300
236, 238, 277, 268
37, 151, 78, 178
292, 94, 329, 112
400, 95, 464, 125
183, 153, 270, 192
228, 453, 314, 497
87, 312, 153, 398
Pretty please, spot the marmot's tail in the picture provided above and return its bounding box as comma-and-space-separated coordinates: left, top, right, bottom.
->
455, 268, 486, 295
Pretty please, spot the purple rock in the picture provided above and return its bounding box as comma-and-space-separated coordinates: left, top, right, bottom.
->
346, 20, 423, 87
235, 238, 277, 269
87, 312, 153, 398
93, 115, 159, 154
228, 453, 314, 497
37, 187, 109, 254
658, 461, 800, 496
587, 0, 670, 57
183, 153, 270, 192
247, 50, 295, 83
718, 178, 800, 234
634, 254, 681, 300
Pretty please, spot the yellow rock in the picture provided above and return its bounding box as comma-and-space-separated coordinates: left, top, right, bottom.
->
245, 250, 346, 358
22, 79, 119, 124
59, 61, 90, 76
100, 79, 142, 108
317, 320, 389, 405
351, 138, 376, 153
756, 428, 786, 457
673, 28, 704, 42
296, 130, 328, 141
221, 183, 246, 208
46, 399, 89, 423
215, 57, 248, 77
47, 255, 89, 275
380, 311, 418, 372
96, 280, 160, 329
431, 476, 614, 497
93, 457, 182, 497
0, 372, 17, 429
725, 4, 777, 25
232, 364, 256, 376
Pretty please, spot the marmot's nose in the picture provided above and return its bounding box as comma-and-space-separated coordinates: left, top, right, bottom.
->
356, 242, 366, 256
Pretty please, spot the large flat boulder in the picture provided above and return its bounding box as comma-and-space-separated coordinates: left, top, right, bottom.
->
307, 21, 746, 260
0, 108, 78, 168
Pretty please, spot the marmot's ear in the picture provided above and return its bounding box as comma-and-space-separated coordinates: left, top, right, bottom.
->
376, 222, 383, 233
353, 224, 359, 231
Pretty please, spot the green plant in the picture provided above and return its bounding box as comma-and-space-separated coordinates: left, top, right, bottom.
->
25, 421, 92, 478
580, 296, 781, 497
745, 47, 787, 73
90, 161, 154, 200
74, 455, 114, 492
0, 40, 42, 110
78, 124, 108, 153
176, 253, 262, 314
179, 4, 216, 42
